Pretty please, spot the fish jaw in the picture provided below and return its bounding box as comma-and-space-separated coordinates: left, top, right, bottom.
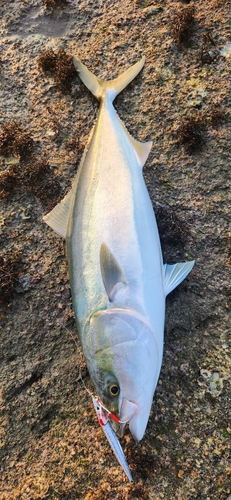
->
121, 398, 153, 442
110, 393, 156, 442
109, 396, 153, 441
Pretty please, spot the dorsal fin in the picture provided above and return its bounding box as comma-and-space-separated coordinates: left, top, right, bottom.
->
100, 243, 127, 301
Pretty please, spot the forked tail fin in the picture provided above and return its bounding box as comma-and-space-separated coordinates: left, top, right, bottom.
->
73, 56, 145, 102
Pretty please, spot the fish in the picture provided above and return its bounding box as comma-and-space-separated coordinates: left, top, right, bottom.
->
44, 56, 194, 445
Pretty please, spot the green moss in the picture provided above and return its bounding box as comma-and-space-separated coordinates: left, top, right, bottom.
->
221, 428, 230, 438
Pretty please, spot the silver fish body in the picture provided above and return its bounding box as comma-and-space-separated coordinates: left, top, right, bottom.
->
44, 57, 194, 443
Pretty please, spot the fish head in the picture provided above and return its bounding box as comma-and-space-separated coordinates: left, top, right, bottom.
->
84, 307, 160, 441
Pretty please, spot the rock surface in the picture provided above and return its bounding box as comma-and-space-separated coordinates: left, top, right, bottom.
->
0, 0, 230, 498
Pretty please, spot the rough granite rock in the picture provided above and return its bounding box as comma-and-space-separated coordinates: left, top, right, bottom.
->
0, 0, 230, 499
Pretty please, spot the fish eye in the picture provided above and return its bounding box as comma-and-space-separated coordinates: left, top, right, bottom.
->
108, 382, 120, 397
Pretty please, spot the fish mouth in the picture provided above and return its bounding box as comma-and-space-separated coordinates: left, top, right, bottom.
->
110, 398, 138, 438
128, 408, 150, 442
111, 397, 151, 442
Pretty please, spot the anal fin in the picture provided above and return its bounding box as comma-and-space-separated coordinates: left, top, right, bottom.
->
164, 260, 195, 296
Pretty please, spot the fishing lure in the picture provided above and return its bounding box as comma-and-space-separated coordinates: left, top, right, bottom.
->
92, 395, 133, 483
59, 323, 133, 481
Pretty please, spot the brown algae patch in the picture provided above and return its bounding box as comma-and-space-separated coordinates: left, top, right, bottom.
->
173, 106, 226, 153
26, 158, 62, 209
0, 165, 18, 198
170, 5, 196, 45
0, 122, 34, 160
0, 154, 62, 208
173, 115, 204, 154
42, 0, 69, 10
37, 49, 76, 93
0, 250, 24, 305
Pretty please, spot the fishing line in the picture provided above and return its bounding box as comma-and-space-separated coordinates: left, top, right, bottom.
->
57, 320, 125, 424
57, 320, 94, 397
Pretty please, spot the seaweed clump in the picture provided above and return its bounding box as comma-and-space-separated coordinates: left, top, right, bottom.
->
37, 48, 76, 92
155, 205, 189, 249
0, 166, 17, 198
0, 121, 35, 198
26, 158, 62, 209
0, 154, 62, 208
0, 250, 23, 305
205, 106, 225, 126
0, 122, 34, 159
198, 33, 219, 64
42, 0, 68, 9
174, 105, 225, 154
170, 5, 195, 44
37, 49, 57, 73
175, 116, 204, 153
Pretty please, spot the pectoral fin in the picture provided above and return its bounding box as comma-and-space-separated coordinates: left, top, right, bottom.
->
164, 261, 195, 296
100, 243, 127, 301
